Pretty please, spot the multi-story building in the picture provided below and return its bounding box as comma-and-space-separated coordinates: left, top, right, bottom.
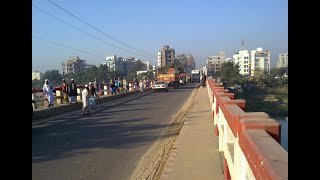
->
158, 45, 175, 67
250, 48, 271, 77
277, 53, 288, 68
142, 61, 152, 71
207, 51, 225, 74
102, 55, 117, 72
32, 71, 42, 80
225, 58, 233, 63
62, 56, 93, 75
233, 50, 250, 76
157, 51, 162, 67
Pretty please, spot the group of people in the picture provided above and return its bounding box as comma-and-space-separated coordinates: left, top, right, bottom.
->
42, 78, 100, 113
81, 80, 100, 115
42, 76, 148, 114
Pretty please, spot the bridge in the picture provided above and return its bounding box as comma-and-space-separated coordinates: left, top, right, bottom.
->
32, 79, 288, 180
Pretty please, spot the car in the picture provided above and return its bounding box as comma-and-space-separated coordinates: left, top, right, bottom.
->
152, 81, 168, 92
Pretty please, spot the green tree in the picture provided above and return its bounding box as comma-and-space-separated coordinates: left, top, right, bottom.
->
219, 62, 242, 86
126, 60, 147, 80
42, 69, 63, 86
270, 67, 287, 77
32, 79, 42, 89
157, 61, 184, 73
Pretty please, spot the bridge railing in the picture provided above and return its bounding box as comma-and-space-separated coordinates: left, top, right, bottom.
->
207, 79, 288, 180
32, 81, 155, 109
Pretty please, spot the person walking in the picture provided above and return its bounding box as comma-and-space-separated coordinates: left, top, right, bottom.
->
82, 84, 90, 115
61, 79, 69, 103
88, 82, 96, 109
68, 79, 78, 103
93, 78, 99, 98
123, 77, 128, 92
43, 79, 54, 107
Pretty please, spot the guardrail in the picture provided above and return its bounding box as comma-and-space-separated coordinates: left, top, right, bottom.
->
207, 79, 288, 180
32, 81, 155, 109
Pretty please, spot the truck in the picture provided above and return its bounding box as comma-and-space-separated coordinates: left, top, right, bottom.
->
191, 70, 200, 83
179, 72, 187, 85
156, 68, 180, 89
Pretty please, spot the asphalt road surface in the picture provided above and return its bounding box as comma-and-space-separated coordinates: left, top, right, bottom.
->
32, 83, 198, 180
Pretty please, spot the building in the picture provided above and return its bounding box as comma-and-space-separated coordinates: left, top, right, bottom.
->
158, 45, 175, 67
157, 51, 162, 67
142, 61, 152, 71
207, 51, 225, 74
225, 58, 233, 63
175, 54, 196, 69
277, 53, 288, 68
233, 50, 250, 76
250, 48, 271, 77
102, 55, 117, 72
62, 56, 93, 75
32, 71, 42, 80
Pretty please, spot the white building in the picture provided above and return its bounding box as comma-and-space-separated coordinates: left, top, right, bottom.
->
277, 53, 288, 68
142, 61, 152, 71
62, 56, 92, 75
207, 51, 225, 74
233, 50, 250, 76
102, 55, 117, 71
225, 58, 233, 63
157, 51, 162, 67
32, 71, 42, 80
250, 48, 271, 77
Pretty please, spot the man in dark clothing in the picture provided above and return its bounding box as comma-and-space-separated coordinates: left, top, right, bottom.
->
68, 79, 78, 103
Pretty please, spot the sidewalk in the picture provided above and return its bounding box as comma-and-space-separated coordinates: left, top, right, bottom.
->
160, 86, 224, 180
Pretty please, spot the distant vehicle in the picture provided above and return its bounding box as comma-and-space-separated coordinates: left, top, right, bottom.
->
156, 68, 180, 89
179, 72, 187, 85
191, 70, 200, 83
152, 81, 168, 92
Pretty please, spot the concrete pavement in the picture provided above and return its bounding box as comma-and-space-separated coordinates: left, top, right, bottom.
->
160, 85, 224, 180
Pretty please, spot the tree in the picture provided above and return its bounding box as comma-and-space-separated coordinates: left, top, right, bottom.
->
270, 67, 287, 77
126, 60, 147, 80
42, 70, 63, 86
219, 62, 242, 86
157, 61, 184, 74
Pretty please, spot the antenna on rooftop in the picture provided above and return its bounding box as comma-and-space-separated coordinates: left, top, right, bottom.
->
241, 40, 245, 50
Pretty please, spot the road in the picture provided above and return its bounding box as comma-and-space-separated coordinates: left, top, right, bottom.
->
32, 83, 198, 180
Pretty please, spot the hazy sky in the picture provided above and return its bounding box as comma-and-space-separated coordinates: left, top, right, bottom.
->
32, 0, 288, 73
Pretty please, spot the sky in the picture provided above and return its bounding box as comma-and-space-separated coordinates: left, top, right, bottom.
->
32, 0, 288, 73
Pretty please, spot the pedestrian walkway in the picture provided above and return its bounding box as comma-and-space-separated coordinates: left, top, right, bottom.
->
160, 86, 224, 180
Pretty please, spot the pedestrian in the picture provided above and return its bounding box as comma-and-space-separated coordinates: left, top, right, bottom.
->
88, 82, 96, 109
82, 84, 90, 115
123, 77, 128, 92
68, 79, 78, 103
43, 79, 54, 107
93, 78, 99, 98
61, 79, 69, 103
202, 74, 207, 87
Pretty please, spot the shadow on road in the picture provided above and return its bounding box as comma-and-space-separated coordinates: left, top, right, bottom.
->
33, 99, 180, 164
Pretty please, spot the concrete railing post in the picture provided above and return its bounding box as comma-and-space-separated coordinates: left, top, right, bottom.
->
103, 84, 108, 95
55, 89, 63, 104
77, 87, 82, 101
32, 93, 38, 109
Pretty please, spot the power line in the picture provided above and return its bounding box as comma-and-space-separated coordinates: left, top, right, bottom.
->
32, 35, 104, 58
47, 0, 155, 57
32, 4, 149, 58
